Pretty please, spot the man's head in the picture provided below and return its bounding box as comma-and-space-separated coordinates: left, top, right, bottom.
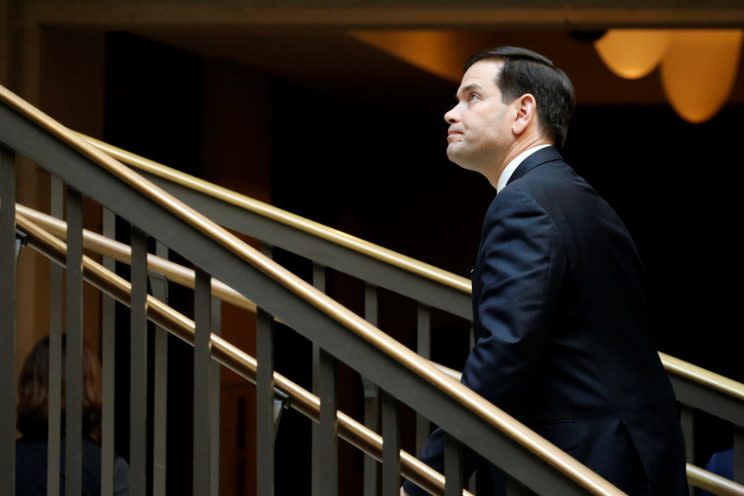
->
445, 46, 575, 183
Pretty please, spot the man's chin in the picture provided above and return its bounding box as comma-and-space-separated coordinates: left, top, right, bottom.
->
446, 147, 464, 166
446, 150, 477, 171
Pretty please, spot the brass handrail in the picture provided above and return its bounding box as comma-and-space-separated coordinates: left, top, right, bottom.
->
17, 203, 744, 495
1, 84, 622, 495
687, 464, 744, 496
79, 134, 471, 295
16, 203, 258, 315
14, 211, 473, 496
660, 352, 744, 403
75, 133, 744, 405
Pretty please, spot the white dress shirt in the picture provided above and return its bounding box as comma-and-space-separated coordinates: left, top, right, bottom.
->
496, 144, 551, 193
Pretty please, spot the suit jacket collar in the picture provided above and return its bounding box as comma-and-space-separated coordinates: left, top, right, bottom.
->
506, 145, 563, 187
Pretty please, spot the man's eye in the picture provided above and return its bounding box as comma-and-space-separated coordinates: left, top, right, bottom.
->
468, 93, 479, 102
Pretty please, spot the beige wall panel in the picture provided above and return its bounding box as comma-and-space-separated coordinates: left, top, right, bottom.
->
1, 0, 8, 86
16, 27, 105, 369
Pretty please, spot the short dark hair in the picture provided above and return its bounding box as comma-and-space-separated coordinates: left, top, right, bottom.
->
17, 335, 102, 439
464, 46, 575, 148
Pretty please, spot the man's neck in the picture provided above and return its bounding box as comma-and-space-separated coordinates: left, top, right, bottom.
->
488, 137, 552, 189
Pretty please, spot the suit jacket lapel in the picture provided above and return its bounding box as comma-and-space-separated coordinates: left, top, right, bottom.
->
506, 145, 564, 187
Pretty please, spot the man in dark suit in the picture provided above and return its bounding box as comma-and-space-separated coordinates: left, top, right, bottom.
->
402, 47, 688, 495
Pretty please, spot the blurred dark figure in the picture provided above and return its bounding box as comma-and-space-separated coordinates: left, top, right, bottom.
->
699, 448, 734, 496
16, 335, 128, 495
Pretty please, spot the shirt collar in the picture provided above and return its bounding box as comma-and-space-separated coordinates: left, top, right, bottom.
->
496, 144, 551, 193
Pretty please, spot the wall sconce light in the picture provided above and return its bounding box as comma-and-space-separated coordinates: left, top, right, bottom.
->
594, 29, 670, 79
660, 30, 743, 124
594, 29, 743, 123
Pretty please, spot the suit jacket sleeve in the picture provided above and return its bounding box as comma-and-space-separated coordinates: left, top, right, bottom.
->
403, 187, 565, 496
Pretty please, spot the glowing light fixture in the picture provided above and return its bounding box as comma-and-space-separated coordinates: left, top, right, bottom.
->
660, 30, 743, 124
595, 30, 670, 79
350, 30, 461, 81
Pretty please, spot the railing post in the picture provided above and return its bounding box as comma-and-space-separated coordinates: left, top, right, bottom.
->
363, 283, 380, 496
680, 407, 695, 462
311, 263, 326, 496
150, 241, 169, 496
100, 207, 116, 496
0, 145, 16, 496
416, 303, 431, 454
735, 426, 744, 484
210, 293, 222, 496
130, 227, 149, 495
444, 434, 464, 496
382, 390, 400, 496
194, 268, 212, 495
680, 405, 695, 496
319, 348, 338, 496
256, 305, 275, 496
65, 188, 84, 496
467, 324, 478, 492
49, 175, 64, 496
257, 244, 275, 496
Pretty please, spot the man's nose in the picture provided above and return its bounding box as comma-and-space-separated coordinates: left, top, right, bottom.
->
444, 105, 459, 124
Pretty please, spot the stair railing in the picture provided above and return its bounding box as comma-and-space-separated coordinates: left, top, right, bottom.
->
15, 210, 478, 496
1, 84, 623, 496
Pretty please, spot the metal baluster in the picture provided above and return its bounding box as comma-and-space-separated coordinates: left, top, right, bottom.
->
0, 145, 16, 496
101, 207, 116, 496
444, 434, 464, 496
319, 349, 338, 496
256, 305, 275, 496
65, 188, 84, 496
210, 292, 222, 496
467, 321, 477, 493
381, 391, 400, 496
129, 228, 148, 495
256, 245, 275, 496
150, 242, 169, 496
194, 268, 212, 495
311, 263, 326, 496
735, 427, 744, 483
468, 322, 478, 493
362, 283, 379, 496
680, 406, 694, 496
49, 175, 64, 496
416, 304, 431, 454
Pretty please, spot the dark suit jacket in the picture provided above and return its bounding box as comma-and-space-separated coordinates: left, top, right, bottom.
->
404, 146, 687, 495
16, 436, 129, 496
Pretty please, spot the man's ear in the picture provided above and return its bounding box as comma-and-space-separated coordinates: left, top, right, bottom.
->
512, 93, 537, 136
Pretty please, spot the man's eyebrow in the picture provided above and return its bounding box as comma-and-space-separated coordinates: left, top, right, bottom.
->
455, 83, 482, 100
